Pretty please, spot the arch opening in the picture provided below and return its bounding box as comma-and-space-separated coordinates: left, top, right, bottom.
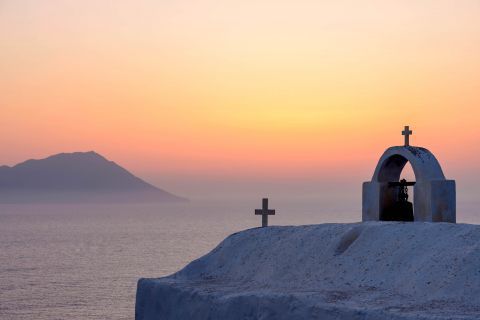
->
378, 155, 416, 222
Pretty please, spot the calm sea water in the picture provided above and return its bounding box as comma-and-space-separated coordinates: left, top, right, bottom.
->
0, 198, 477, 319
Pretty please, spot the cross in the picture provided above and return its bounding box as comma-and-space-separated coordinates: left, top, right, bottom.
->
402, 126, 413, 146
255, 198, 275, 227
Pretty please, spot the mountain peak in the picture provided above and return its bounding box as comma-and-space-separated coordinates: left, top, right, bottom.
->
45, 150, 106, 161
0, 152, 186, 203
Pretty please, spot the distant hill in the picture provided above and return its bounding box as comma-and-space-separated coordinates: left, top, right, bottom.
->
0, 151, 186, 203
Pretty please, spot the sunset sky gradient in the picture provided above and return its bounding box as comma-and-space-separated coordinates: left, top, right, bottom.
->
1, 1, 479, 199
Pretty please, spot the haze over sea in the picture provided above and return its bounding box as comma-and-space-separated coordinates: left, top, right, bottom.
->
0, 197, 478, 320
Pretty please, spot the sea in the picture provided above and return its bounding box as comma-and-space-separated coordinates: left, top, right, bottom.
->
0, 198, 478, 319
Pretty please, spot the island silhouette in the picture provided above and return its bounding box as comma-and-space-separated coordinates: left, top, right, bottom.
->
0, 151, 185, 203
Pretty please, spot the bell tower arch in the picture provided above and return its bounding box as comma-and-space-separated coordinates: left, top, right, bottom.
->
362, 128, 456, 223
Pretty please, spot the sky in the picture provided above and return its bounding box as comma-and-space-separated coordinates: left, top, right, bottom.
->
1, 0, 479, 201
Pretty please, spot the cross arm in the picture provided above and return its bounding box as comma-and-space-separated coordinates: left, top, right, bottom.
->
255, 209, 275, 215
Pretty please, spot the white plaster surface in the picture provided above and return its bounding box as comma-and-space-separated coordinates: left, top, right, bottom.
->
136, 222, 480, 320
372, 146, 445, 182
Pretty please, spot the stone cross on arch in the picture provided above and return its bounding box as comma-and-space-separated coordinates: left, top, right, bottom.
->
255, 198, 275, 227
402, 126, 413, 146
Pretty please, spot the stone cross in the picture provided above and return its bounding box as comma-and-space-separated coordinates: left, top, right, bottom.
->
402, 126, 413, 146
255, 198, 275, 227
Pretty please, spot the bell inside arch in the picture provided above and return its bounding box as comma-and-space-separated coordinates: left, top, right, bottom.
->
381, 162, 415, 222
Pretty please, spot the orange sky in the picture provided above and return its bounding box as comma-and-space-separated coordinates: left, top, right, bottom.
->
1, 0, 479, 198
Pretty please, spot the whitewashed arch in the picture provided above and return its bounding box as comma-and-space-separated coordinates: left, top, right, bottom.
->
363, 146, 455, 223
